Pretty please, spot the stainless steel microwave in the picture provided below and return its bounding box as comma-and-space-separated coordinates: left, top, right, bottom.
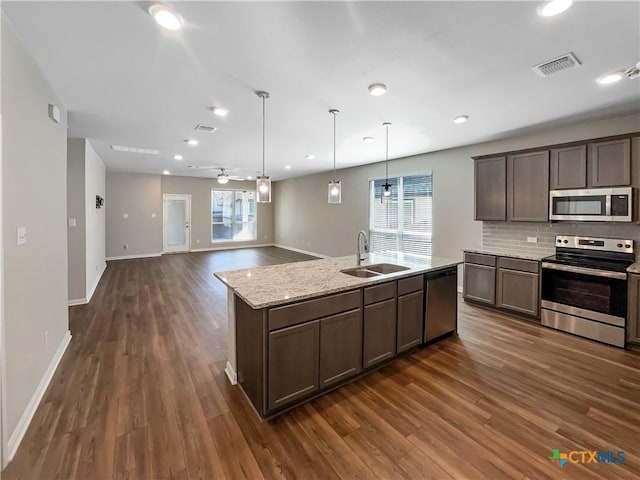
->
549, 187, 632, 222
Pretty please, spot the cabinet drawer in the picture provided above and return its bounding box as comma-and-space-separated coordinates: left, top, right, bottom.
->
498, 257, 539, 274
364, 282, 397, 305
398, 275, 423, 295
268, 290, 361, 331
464, 252, 496, 267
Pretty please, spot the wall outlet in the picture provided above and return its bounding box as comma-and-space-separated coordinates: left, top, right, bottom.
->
264, 235, 268, 240
527, 237, 538, 244
68, 218, 76, 227
123, 244, 128, 249
151, 213, 157, 218
196, 239, 200, 244
123, 213, 128, 219
17, 227, 27, 246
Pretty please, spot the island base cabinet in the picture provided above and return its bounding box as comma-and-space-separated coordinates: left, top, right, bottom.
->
363, 299, 397, 368
319, 309, 363, 387
267, 321, 319, 412
397, 291, 424, 353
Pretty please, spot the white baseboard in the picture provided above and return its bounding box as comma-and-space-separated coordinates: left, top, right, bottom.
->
273, 244, 327, 258
224, 361, 237, 385
106, 252, 162, 261
6, 330, 71, 463
190, 243, 274, 253
68, 298, 87, 306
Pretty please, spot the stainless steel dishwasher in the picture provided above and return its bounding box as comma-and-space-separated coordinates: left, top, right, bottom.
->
424, 267, 458, 342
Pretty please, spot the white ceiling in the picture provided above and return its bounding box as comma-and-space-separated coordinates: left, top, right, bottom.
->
3, 1, 640, 181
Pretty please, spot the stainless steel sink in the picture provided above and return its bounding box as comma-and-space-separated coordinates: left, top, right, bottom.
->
340, 263, 410, 278
366, 263, 410, 274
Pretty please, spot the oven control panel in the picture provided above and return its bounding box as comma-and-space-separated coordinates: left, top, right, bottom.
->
555, 235, 633, 254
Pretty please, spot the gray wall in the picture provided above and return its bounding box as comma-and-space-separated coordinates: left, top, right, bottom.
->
106, 172, 162, 258
274, 113, 640, 273
84, 140, 106, 293
67, 139, 86, 301
162, 175, 274, 250
1, 12, 69, 443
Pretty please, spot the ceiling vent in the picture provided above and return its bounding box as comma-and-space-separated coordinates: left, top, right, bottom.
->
195, 124, 217, 133
532, 52, 581, 78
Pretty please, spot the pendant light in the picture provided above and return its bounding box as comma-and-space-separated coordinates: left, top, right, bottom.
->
382, 122, 392, 201
328, 109, 342, 204
256, 90, 271, 203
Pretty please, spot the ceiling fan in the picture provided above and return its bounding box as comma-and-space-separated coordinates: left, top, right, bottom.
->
187, 165, 246, 182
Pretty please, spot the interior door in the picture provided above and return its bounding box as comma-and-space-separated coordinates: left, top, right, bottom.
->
163, 194, 191, 253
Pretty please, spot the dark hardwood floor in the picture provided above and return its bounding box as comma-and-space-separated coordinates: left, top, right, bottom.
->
3, 247, 640, 480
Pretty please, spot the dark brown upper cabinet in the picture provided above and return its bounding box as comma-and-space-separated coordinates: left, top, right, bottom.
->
507, 150, 550, 222
550, 145, 587, 190
474, 156, 506, 221
589, 138, 631, 187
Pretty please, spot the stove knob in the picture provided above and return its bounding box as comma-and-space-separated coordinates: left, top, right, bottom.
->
626, 244, 632, 248
557, 239, 562, 243
563, 240, 568, 244
617, 243, 623, 248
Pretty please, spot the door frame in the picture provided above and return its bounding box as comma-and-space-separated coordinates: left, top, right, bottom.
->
162, 194, 191, 253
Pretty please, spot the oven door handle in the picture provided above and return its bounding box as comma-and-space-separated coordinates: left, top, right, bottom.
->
541, 262, 627, 280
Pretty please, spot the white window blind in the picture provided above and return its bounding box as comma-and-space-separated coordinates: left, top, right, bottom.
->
212, 189, 257, 242
369, 174, 433, 256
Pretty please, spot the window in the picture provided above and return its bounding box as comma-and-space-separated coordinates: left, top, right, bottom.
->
212, 190, 257, 242
369, 173, 433, 256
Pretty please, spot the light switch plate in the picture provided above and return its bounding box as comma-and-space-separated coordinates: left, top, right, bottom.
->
17, 227, 27, 246
123, 213, 129, 219
68, 218, 76, 227
151, 213, 157, 218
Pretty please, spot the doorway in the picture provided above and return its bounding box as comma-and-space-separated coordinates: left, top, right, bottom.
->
163, 194, 191, 253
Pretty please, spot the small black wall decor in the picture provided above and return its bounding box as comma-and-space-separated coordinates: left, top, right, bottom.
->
96, 195, 104, 209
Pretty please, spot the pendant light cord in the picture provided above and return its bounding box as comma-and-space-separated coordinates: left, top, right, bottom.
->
262, 95, 266, 176
385, 123, 389, 181
333, 111, 337, 181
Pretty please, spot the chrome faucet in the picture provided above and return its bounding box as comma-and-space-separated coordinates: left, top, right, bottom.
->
357, 230, 369, 266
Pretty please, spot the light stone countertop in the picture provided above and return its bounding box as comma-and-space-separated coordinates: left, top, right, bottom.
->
628, 262, 640, 274
214, 251, 461, 309
463, 248, 551, 261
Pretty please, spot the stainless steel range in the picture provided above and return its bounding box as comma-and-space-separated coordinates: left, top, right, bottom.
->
541, 235, 634, 348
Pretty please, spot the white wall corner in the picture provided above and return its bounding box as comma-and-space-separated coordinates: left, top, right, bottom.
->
6, 330, 71, 464
86, 261, 107, 303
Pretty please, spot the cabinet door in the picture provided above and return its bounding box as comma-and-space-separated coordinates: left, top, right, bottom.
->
319, 309, 362, 388
507, 150, 550, 222
397, 291, 424, 353
589, 138, 631, 187
496, 268, 539, 317
363, 298, 397, 368
475, 157, 506, 221
463, 263, 496, 305
268, 321, 319, 411
550, 145, 587, 189
627, 274, 640, 345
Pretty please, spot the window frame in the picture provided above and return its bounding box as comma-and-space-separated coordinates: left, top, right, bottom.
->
211, 188, 257, 243
368, 171, 433, 255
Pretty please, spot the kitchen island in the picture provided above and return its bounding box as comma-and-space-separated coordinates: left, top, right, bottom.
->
215, 251, 460, 419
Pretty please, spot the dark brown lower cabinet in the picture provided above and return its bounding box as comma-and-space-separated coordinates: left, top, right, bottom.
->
628, 274, 640, 345
463, 263, 496, 305
319, 308, 362, 387
267, 320, 319, 411
496, 268, 539, 317
363, 298, 397, 368
397, 291, 423, 353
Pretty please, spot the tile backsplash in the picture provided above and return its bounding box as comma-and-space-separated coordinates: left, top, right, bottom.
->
483, 222, 640, 261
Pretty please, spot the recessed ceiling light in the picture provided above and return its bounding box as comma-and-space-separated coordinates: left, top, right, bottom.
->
211, 106, 229, 117
538, 0, 572, 17
453, 115, 469, 124
368, 83, 387, 96
284, 165, 291, 169
162, 170, 171, 175
174, 154, 183, 160
305, 154, 315, 160
111, 145, 160, 155
597, 72, 624, 85
363, 137, 374, 143
186, 139, 199, 146
148, 5, 184, 30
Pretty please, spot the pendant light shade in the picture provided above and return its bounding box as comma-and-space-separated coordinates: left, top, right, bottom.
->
256, 91, 271, 203
382, 122, 392, 201
328, 109, 342, 204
